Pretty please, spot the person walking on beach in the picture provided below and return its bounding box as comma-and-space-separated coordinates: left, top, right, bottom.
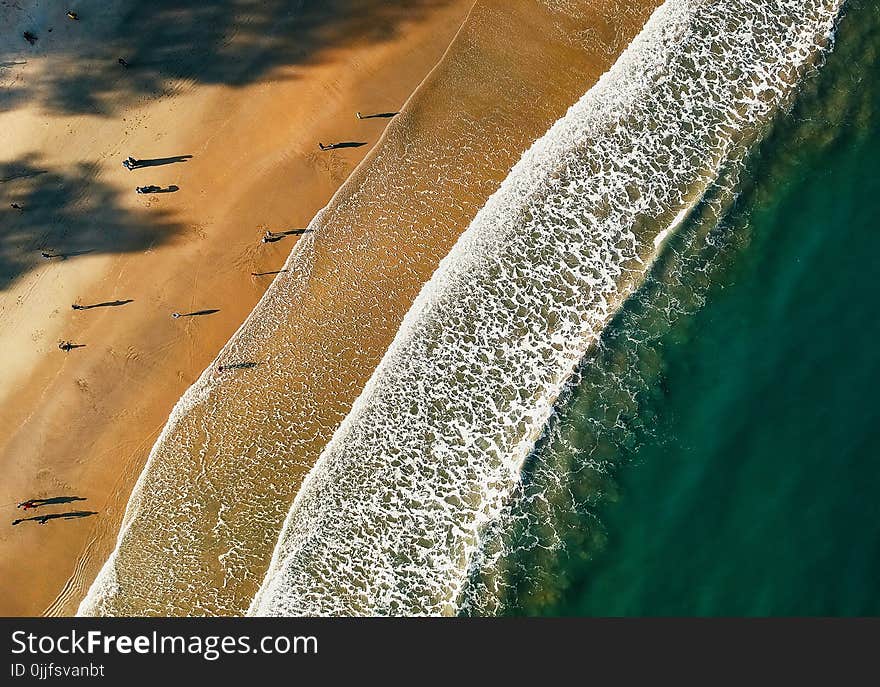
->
17, 500, 38, 510
10, 203, 22, 210
11, 515, 57, 526
58, 341, 76, 352
10, 515, 57, 526
71, 303, 85, 310
118, 57, 129, 68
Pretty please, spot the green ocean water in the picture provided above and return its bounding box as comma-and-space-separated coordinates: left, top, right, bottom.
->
486, 1, 879, 616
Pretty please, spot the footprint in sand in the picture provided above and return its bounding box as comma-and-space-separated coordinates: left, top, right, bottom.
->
307, 150, 350, 184
190, 223, 208, 241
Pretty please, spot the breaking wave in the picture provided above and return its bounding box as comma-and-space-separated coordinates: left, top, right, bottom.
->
251, 0, 844, 615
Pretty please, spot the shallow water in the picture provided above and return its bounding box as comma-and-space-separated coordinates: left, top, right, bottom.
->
253, 0, 843, 616
79, 0, 657, 617
471, 0, 880, 616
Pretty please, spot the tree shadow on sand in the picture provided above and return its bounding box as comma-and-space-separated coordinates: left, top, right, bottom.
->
1, 0, 456, 116
0, 155, 182, 289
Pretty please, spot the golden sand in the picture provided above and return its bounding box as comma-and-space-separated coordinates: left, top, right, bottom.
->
1, 0, 660, 617
0, 0, 476, 616
79, 0, 661, 617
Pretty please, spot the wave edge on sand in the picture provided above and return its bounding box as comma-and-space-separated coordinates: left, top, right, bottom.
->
249, 0, 844, 616
79, 0, 662, 617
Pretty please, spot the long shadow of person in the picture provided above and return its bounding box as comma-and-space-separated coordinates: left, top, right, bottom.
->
356, 111, 398, 119
12, 511, 97, 526
132, 155, 193, 169
42, 249, 96, 260
71, 299, 133, 310
251, 269, 289, 277
17, 496, 87, 509
171, 309, 220, 318
262, 229, 313, 243
317, 141, 367, 151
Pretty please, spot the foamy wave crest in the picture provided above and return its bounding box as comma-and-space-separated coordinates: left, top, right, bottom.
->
248, 0, 842, 616
77, 226, 321, 616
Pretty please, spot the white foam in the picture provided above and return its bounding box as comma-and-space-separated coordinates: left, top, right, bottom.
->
77, 204, 324, 615
249, 0, 843, 616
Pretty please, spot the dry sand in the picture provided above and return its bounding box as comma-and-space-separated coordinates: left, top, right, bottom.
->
0, 0, 476, 616
76, 0, 662, 617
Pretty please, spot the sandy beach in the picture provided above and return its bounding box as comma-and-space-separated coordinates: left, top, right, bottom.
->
0, 0, 864, 637
0, 0, 476, 616
75, 0, 662, 617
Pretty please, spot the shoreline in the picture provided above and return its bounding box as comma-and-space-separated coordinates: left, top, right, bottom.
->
0, 0, 477, 616
80, 0, 662, 617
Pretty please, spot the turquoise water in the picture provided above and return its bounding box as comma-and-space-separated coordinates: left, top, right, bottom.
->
253, 1, 848, 616
488, 0, 879, 616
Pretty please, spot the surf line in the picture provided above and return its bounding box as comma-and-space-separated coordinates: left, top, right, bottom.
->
248, 0, 845, 617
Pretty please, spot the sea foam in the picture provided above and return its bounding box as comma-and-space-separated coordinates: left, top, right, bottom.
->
78, 0, 658, 617
249, 0, 844, 616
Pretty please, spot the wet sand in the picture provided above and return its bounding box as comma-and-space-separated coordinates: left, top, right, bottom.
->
78, 0, 661, 617
0, 0, 476, 616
